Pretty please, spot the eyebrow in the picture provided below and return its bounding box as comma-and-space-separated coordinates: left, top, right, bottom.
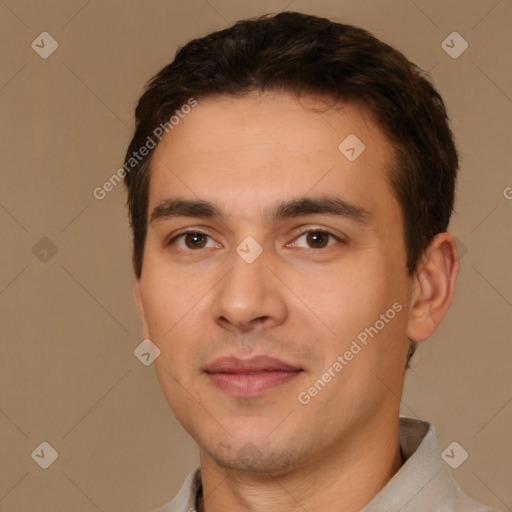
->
149, 195, 371, 226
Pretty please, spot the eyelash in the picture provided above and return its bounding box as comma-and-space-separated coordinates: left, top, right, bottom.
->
165, 228, 343, 251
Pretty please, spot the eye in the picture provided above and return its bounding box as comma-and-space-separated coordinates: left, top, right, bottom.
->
166, 229, 341, 251
288, 230, 340, 250
169, 231, 221, 250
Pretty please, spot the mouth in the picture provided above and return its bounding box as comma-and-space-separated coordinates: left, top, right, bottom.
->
203, 355, 304, 397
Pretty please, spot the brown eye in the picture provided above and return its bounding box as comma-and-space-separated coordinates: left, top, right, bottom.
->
306, 231, 330, 249
289, 230, 339, 250
168, 231, 220, 250
184, 233, 208, 249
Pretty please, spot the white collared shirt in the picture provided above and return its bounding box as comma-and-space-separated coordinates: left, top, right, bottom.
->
152, 417, 498, 511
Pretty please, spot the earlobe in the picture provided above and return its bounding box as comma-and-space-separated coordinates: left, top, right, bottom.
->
406, 233, 460, 342
133, 280, 150, 339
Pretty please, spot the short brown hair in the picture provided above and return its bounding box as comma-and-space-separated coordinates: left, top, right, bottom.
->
123, 12, 459, 361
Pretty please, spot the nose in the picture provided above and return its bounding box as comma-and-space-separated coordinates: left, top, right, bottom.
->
211, 243, 288, 332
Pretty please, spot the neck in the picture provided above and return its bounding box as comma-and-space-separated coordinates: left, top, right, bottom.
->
196, 415, 402, 512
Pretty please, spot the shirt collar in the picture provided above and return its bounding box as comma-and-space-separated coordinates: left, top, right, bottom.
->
154, 417, 493, 512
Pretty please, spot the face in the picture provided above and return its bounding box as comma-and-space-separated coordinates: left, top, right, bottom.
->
134, 92, 415, 475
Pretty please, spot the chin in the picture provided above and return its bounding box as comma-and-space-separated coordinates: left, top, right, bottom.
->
203, 438, 311, 476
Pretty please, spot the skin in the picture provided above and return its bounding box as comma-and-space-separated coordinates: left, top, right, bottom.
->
133, 91, 459, 512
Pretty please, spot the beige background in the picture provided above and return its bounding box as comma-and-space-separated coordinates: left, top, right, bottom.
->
1, 0, 511, 510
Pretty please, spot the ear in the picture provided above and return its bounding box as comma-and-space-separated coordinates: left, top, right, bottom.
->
133, 279, 150, 340
406, 232, 460, 342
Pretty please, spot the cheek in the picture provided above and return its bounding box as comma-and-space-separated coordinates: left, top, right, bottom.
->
141, 259, 197, 328
312, 261, 389, 335
139, 277, 186, 359
140, 265, 211, 371
306, 256, 408, 374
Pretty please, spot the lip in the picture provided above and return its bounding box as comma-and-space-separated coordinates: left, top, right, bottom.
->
204, 355, 302, 373
204, 355, 303, 397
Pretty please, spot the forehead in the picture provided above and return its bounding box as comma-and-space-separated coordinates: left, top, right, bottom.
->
147, 92, 399, 225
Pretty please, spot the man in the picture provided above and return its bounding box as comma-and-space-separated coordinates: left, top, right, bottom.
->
123, 11, 497, 512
